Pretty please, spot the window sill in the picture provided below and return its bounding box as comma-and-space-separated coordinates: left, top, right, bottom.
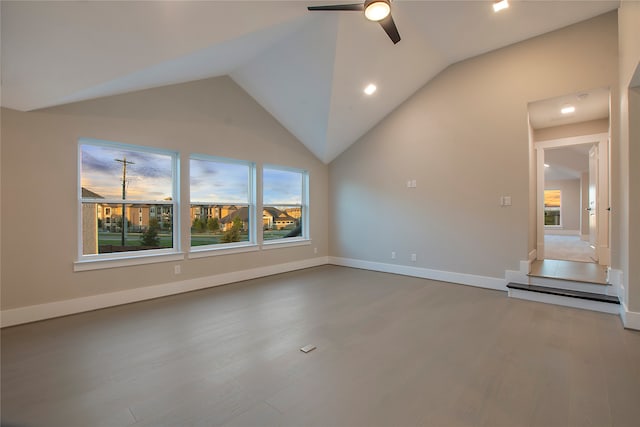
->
74, 251, 185, 272
188, 243, 259, 259
261, 238, 311, 250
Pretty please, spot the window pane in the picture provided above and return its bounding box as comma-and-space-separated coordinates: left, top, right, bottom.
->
81, 144, 173, 200
190, 159, 248, 203
80, 140, 177, 258
82, 203, 174, 255
262, 205, 302, 240
263, 166, 305, 241
263, 168, 302, 205
544, 189, 561, 226
544, 190, 561, 208
190, 158, 252, 247
190, 204, 250, 246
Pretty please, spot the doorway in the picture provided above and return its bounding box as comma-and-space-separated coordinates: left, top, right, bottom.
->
528, 88, 611, 283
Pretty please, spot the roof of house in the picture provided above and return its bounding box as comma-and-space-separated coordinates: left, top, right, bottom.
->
263, 207, 296, 222
220, 206, 297, 224
220, 206, 249, 224
81, 187, 104, 199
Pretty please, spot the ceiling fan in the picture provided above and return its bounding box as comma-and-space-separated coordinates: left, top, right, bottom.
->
307, 0, 401, 44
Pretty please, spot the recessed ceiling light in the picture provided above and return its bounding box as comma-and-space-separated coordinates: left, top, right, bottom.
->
544, 164, 550, 168
561, 105, 576, 114
364, 84, 377, 95
364, 0, 391, 22
493, 0, 509, 13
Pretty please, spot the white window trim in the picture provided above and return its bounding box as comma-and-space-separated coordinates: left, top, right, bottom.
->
74, 251, 185, 272
188, 243, 260, 259
77, 138, 180, 265
262, 238, 311, 250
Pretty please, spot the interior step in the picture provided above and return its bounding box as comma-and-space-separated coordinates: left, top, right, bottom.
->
507, 282, 620, 314
526, 274, 613, 295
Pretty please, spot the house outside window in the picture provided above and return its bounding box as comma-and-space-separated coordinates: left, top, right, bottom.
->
78, 139, 179, 259
190, 156, 255, 249
262, 165, 308, 242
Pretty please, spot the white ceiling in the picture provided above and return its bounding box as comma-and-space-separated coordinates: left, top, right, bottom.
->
544, 144, 591, 181
528, 87, 611, 130
1, 0, 620, 163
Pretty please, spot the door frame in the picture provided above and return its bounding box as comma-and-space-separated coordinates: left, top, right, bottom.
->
535, 132, 610, 265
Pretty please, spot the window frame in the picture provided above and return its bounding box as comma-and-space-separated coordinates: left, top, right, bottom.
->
75, 138, 182, 271
261, 164, 310, 248
188, 154, 257, 257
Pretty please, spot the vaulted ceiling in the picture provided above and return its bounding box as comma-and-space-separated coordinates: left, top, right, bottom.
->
0, 1, 620, 163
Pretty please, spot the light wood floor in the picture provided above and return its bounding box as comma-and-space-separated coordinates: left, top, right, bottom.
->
2, 265, 640, 427
530, 259, 608, 284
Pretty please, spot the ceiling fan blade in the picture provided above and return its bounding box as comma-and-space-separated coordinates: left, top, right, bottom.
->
379, 14, 401, 44
307, 4, 364, 12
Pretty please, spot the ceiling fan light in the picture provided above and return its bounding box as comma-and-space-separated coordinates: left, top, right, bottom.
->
364, 0, 390, 22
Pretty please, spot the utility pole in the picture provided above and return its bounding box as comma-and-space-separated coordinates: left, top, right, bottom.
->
115, 157, 135, 246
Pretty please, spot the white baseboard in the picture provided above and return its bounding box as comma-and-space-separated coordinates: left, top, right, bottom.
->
1, 256, 329, 328
328, 257, 506, 291
608, 268, 624, 301
620, 301, 640, 331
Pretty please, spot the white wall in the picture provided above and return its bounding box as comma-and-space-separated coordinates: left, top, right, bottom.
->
616, 0, 640, 315
0, 76, 329, 313
329, 12, 618, 281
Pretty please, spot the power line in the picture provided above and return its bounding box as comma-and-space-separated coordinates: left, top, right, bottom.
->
115, 157, 135, 246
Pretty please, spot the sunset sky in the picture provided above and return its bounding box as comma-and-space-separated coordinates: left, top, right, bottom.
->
544, 189, 561, 208
81, 144, 173, 200
81, 143, 303, 205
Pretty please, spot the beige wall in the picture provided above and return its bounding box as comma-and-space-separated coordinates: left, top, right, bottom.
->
617, 0, 640, 312
0, 76, 329, 310
533, 118, 609, 142
545, 179, 581, 232
329, 12, 618, 279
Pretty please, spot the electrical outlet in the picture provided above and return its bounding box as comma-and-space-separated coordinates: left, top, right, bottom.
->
314, 247, 318, 254
174, 265, 181, 275
391, 251, 396, 259
411, 253, 417, 262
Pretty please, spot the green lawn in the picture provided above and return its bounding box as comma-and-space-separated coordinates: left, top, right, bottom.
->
98, 231, 173, 248
98, 229, 295, 251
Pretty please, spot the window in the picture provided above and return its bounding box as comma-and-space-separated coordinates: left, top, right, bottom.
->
79, 139, 179, 259
544, 189, 561, 226
190, 156, 255, 249
262, 166, 308, 242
